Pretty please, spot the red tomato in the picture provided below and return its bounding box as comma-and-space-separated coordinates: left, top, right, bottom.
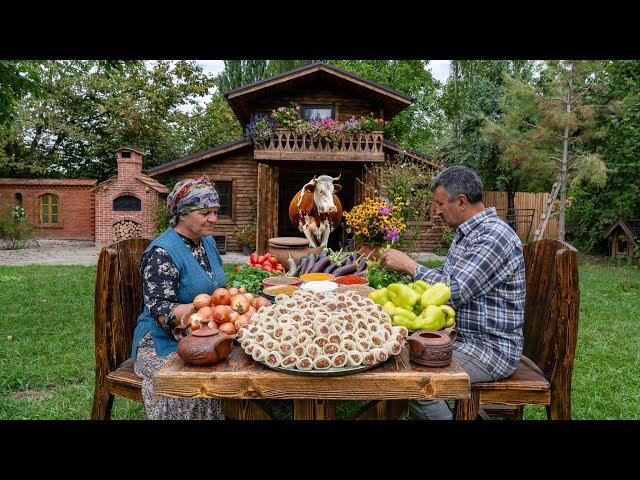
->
269, 257, 279, 266
257, 255, 265, 264
263, 253, 272, 261
250, 252, 259, 263
263, 265, 273, 273
275, 264, 284, 271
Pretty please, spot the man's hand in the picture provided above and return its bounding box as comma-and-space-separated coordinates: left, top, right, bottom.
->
380, 248, 418, 277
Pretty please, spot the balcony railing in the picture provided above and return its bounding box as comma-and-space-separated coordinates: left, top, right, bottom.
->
253, 128, 384, 162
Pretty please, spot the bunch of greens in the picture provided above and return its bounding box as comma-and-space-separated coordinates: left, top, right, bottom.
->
226, 265, 281, 294
364, 263, 411, 289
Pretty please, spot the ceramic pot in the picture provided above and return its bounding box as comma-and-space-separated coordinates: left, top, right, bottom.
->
268, 236, 323, 265
177, 318, 236, 366
406, 327, 457, 367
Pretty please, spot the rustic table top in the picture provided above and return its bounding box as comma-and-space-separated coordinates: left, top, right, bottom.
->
153, 346, 470, 401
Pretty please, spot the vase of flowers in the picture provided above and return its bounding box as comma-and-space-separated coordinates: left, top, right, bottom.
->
343, 196, 406, 260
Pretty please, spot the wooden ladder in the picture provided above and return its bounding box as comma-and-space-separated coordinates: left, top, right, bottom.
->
533, 181, 560, 241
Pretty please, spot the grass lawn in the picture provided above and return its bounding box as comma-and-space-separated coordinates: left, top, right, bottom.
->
0, 257, 638, 420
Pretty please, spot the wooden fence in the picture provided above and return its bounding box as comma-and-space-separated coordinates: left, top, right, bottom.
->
483, 191, 558, 242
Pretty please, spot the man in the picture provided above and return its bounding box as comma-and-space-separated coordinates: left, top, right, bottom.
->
381, 166, 526, 420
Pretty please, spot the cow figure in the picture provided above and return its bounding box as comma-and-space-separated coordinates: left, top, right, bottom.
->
288, 174, 343, 248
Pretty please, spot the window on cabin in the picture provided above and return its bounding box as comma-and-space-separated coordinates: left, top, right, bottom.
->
113, 195, 141, 211
39, 194, 59, 225
14, 193, 22, 206
302, 105, 334, 121
215, 181, 232, 218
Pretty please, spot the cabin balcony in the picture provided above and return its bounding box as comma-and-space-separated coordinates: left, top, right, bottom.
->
253, 128, 384, 163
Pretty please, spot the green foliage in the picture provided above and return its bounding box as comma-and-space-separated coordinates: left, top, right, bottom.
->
0, 200, 37, 249
151, 199, 171, 236
364, 263, 412, 289
232, 198, 257, 249
226, 265, 280, 294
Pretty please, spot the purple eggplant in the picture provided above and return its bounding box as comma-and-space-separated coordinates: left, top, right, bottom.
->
332, 260, 357, 277
310, 256, 332, 273
286, 255, 298, 276
324, 261, 338, 273
354, 259, 367, 274
294, 256, 307, 276
303, 253, 316, 274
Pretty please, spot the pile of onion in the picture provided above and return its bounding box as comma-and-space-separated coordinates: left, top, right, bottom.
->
187, 287, 272, 335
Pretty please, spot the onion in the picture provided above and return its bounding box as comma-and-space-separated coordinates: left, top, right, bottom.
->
238, 287, 247, 294
198, 306, 213, 320
188, 313, 203, 331
211, 288, 231, 306
211, 305, 231, 325
230, 294, 250, 314
228, 287, 239, 297
219, 322, 237, 335
254, 296, 272, 309
193, 294, 211, 309
234, 315, 249, 331
244, 292, 254, 302
245, 305, 257, 319
228, 310, 239, 321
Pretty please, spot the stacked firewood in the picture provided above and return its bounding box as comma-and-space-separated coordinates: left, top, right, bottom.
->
113, 220, 142, 242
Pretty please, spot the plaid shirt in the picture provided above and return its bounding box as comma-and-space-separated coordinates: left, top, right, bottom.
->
414, 207, 525, 379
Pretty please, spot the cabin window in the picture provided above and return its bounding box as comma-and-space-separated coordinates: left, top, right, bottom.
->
39, 194, 59, 225
216, 181, 232, 218
302, 105, 334, 121
113, 195, 141, 211
14, 193, 22, 206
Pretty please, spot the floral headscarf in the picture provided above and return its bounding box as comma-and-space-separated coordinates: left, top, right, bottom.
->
167, 176, 220, 227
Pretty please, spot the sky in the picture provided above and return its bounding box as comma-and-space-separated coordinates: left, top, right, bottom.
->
195, 60, 452, 84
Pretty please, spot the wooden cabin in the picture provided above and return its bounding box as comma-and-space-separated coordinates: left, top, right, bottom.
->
604, 218, 640, 261
146, 62, 444, 254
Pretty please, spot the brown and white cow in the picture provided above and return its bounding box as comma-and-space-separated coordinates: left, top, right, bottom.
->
288, 174, 343, 248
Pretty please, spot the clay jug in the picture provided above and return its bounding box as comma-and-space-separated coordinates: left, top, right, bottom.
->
177, 318, 236, 366
406, 327, 457, 367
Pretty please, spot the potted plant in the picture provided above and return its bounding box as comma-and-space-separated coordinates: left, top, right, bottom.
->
342, 196, 406, 260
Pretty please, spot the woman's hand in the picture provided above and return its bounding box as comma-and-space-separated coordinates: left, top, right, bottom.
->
380, 248, 418, 278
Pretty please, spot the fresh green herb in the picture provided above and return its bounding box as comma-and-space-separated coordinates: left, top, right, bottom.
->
226, 266, 281, 294
364, 263, 411, 289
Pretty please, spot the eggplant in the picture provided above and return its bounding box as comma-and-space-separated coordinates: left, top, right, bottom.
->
317, 250, 328, 260
303, 253, 316, 274
310, 256, 331, 273
294, 256, 307, 276
324, 261, 338, 273
286, 255, 297, 276
354, 259, 367, 274
332, 260, 357, 277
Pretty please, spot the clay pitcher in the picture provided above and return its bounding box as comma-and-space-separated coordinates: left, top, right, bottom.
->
407, 327, 457, 367
177, 318, 236, 366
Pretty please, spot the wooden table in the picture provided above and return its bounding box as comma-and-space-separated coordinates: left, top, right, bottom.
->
153, 346, 473, 420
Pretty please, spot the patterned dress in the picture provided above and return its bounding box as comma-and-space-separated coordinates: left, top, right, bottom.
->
134, 232, 224, 420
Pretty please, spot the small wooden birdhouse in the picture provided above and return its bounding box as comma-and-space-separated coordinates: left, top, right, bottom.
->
603, 218, 640, 262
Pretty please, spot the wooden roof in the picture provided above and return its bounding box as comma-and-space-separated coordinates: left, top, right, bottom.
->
145, 139, 252, 177
383, 140, 443, 170
604, 218, 640, 240
224, 62, 414, 126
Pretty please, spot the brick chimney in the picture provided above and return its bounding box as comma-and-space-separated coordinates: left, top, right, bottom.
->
116, 147, 143, 180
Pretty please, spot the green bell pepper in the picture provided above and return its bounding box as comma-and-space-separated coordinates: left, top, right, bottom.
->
382, 301, 397, 316
439, 304, 456, 328
414, 304, 446, 331
392, 307, 418, 330
411, 280, 431, 294
420, 282, 452, 308
387, 283, 422, 310
368, 287, 389, 306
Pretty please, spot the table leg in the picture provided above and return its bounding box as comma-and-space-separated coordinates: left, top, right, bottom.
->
221, 399, 273, 420
454, 389, 480, 420
293, 399, 337, 420
356, 400, 409, 420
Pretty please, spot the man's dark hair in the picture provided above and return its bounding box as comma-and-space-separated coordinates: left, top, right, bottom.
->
430, 166, 483, 203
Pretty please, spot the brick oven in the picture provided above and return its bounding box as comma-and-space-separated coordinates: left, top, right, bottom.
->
93, 147, 168, 246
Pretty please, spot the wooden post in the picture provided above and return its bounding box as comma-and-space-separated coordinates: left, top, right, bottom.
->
293, 399, 337, 420
256, 163, 279, 255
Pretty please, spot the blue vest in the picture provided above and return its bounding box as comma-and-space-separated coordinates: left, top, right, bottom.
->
131, 228, 226, 359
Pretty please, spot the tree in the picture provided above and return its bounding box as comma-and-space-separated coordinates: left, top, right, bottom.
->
0, 61, 44, 125
215, 60, 268, 93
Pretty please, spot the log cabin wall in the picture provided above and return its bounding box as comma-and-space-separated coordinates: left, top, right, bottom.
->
249, 87, 383, 123
153, 146, 257, 253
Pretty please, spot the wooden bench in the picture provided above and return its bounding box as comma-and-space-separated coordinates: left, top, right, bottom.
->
454, 239, 580, 420
91, 238, 150, 420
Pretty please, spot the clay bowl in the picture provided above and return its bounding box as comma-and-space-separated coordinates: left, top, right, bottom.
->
406, 328, 457, 367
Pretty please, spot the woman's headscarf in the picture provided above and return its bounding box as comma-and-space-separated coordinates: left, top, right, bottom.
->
167, 176, 220, 227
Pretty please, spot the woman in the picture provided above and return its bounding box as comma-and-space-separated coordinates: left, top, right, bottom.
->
131, 176, 227, 420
